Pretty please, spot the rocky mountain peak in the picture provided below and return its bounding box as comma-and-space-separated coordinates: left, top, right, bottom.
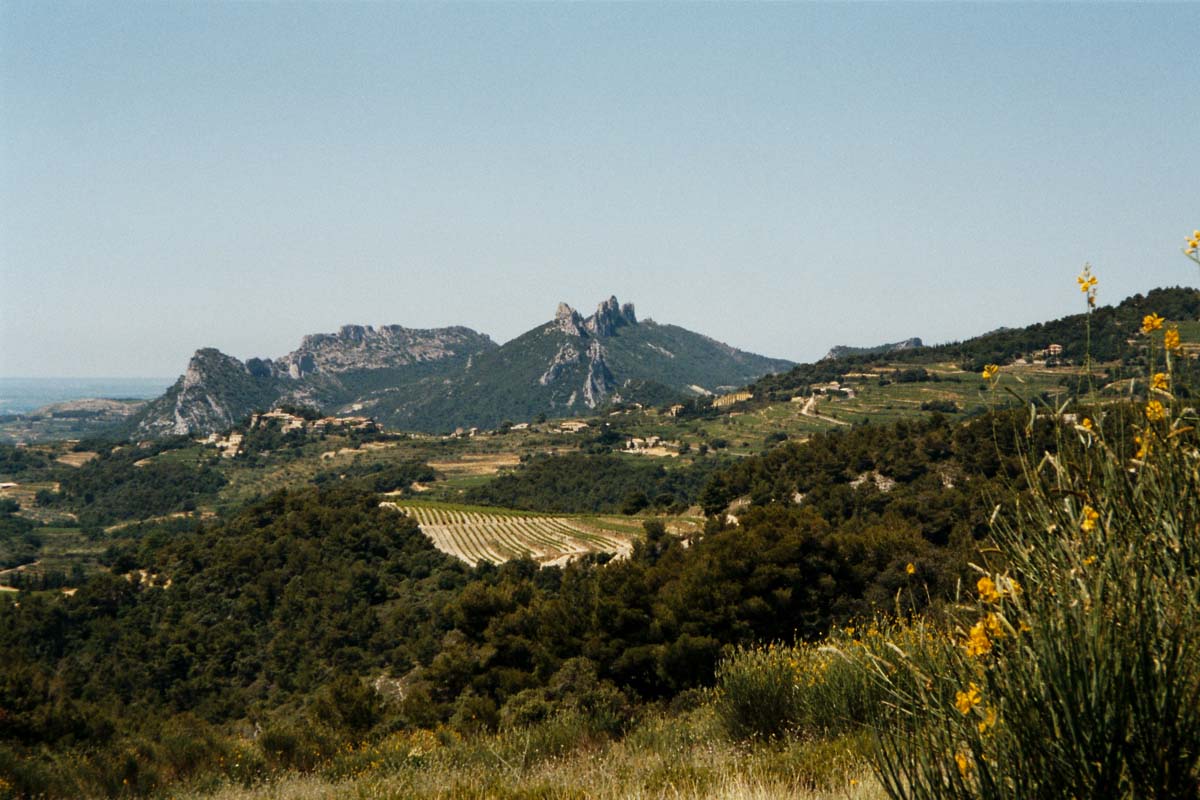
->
583, 296, 637, 337
553, 303, 586, 336
183, 348, 247, 388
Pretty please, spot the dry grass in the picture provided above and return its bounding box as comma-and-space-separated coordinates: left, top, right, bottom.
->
54, 450, 98, 468
427, 453, 524, 476
176, 724, 884, 800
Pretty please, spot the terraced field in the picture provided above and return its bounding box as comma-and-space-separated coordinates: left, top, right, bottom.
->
384, 502, 634, 566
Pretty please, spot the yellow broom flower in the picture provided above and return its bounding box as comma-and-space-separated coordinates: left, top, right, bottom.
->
1135, 433, 1152, 459
1164, 327, 1181, 352
955, 682, 982, 714
1081, 505, 1100, 532
977, 575, 1001, 603
965, 620, 992, 657
1145, 400, 1167, 422
1142, 313, 1164, 333
981, 364, 1000, 381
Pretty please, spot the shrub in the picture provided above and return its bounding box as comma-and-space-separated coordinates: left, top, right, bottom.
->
861, 297, 1200, 799
716, 622, 932, 742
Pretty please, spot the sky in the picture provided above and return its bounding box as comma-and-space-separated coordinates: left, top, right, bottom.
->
1, 2, 1197, 378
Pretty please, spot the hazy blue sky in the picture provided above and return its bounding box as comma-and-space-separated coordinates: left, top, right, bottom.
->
2, 2, 1196, 377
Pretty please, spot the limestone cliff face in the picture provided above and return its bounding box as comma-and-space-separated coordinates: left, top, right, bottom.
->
279, 325, 495, 378
133, 326, 496, 437
581, 339, 617, 408
134, 349, 283, 437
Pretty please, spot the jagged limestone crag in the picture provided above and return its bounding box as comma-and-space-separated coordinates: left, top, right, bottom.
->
134, 296, 793, 437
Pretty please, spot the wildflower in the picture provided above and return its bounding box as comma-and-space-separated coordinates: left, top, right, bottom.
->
1083, 555, 1097, 566
1081, 417, 1094, 431
984, 612, 1006, 639
965, 620, 992, 657
1151, 372, 1169, 392
1135, 433, 1152, 459
955, 682, 982, 714
1076, 272, 1097, 293
956, 750, 972, 778
906, 562, 916, 575
977, 575, 1001, 603
981, 364, 1000, 381
1165, 327, 1181, 352
1142, 313, 1164, 333
978, 705, 998, 734
1081, 505, 1100, 532
1145, 400, 1167, 422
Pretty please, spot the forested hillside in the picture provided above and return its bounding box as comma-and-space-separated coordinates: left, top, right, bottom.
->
0, 408, 1060, 794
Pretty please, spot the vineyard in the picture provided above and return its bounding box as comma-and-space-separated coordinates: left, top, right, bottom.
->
383, 501, 635, 566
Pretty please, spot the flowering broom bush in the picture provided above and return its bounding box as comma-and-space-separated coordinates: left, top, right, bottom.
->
860, 249, 1200, 799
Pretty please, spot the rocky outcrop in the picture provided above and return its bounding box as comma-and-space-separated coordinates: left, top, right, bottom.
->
581, 340, 617, 407
279, 325, 495, 378
134, 349, 284, 437
538, 342, 582, 386
133, 325, 496, 437
583, 296, 637, 337
552, 304, 586, 336
823, 337, 924, 361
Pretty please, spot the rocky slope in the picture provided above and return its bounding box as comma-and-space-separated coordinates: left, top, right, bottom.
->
131, 326, 496, 437
823, 338, 924, 361
358, 296, 793, 432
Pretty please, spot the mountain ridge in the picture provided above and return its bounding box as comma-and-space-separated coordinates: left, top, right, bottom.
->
130, 297, 794, 437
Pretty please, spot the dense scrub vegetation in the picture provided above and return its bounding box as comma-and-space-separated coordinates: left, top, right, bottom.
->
0, 486, 471, 794
0, 406, 1023, 795
40, 439, 226, 526
313, 457, 436, 493
0, 500, 40, 570
0, 446, 53, 480
464, 451, 733, 513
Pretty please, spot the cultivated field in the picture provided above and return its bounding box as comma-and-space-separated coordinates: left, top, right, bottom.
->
384, 501, 634, 566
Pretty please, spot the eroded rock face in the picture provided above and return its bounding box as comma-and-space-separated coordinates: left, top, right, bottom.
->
581, 340, 617, 408
583, 296, 637, 337
134, 325, 496, 437
553, 303, 586, 336
539, 342, 581, 386
539, 298, 632, 407
134, 348, 270, 437
278, 325, 495, 378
